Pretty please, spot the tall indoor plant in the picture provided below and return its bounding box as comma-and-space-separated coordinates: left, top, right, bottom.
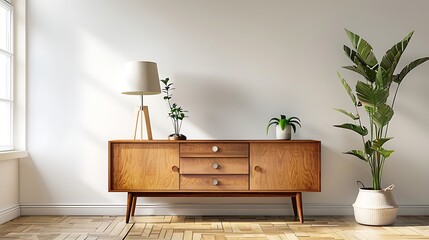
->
335, 29, 428, 225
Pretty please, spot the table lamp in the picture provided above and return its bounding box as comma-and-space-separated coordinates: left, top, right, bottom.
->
122, 61, 161, 140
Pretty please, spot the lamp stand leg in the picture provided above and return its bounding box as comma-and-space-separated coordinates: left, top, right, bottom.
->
133, 108, 141, 140
132, 106, 153, 140
143, 106, 153, 140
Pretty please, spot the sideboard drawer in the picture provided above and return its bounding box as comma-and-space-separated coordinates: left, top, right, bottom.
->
180, 143, 249, 157
180, 175, 248, 190
180, 158, 248, 174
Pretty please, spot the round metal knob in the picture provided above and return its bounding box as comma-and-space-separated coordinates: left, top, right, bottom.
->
254, 166, 262, 172
212, 146, 219, 152
212, 163, 219, 169
212, 179, 219, 186
171, 166, 179, 172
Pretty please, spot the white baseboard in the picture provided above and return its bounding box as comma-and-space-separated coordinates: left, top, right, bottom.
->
17, 203, 429, 216
0, 205, 20, 224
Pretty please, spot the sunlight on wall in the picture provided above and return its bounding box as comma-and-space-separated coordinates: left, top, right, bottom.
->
74, 29, 216, 198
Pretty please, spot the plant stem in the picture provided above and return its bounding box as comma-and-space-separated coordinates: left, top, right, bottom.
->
384, 83, 401, 138
354, 105, 366, 147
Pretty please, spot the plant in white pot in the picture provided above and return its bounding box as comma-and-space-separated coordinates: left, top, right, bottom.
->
161, 78, 188, 140
266, 115, 301, 140
335, 29, 429, 225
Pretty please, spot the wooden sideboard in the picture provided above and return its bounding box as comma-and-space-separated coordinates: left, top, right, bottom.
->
108, 140, 321, 223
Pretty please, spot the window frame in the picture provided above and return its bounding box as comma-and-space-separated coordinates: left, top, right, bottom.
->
0, 0, 13, 151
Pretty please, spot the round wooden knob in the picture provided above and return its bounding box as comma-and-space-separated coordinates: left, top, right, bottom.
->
171, 166, 179, 172
212, 179, 219, 186
212, 163, 219, 169
254, 166, 262, 172
212, 146, 219, 152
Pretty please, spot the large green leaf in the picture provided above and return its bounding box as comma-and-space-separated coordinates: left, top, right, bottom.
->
343, 45, 365, 65
375, 66, 391, 89
373, 104, 394, 128
345, 29, 378, 68
343, 46, 377, 82
380, 31, 413, 73
337, 72, 357, 106
394, 57, 429, 84
334, 123, 368, 136
356, 81, 389, 107
334, 108, 359, 120
344, 150, 368, 162
372, 137, 393, 148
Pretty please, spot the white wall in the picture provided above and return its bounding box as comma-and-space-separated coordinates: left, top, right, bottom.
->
21, 0, 429, 215
0, 159, 20, 223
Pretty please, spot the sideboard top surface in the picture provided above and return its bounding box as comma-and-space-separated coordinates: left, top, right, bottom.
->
109, 139, 321, 144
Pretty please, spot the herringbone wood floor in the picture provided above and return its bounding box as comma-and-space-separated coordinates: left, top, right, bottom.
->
1, 216, 428, 240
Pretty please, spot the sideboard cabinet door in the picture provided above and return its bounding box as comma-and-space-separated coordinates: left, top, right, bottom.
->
250, 142, 320, 191
110, 143, 179, 191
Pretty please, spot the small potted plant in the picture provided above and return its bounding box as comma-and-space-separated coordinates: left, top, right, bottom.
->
266, 115, 301, 140
161, 78, 188, 140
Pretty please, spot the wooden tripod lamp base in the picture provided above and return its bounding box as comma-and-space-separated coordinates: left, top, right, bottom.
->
134, 106, 153, 140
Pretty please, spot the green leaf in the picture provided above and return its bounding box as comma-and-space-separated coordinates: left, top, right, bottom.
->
266, 121, 278, 134
375, 66, 391, 89
343, 46, 376, 82
288, 116, 301, 122
373, 104, 394, 128
334, 108, 359, 120
288, 119, 302, 127
334, 123, 368, 136
337, 72, 357, 106
344, 150, 368, 162
364, 105, 374, 116
268, 118, 279, 124
279, 119, 287, 130
343, 46, 365, 66
345, 29, 378, 68
365, 140, 374, 155
356, 81, 389, 107
343, 65, 362, 75
290, 124, 297, 133
380, 31, 413, 73
375, 147, 394, 158
394, 57, 429, 84
372, 137, 393, 148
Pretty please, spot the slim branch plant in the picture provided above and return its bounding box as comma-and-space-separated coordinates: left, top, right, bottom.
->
161, 78, 188, 137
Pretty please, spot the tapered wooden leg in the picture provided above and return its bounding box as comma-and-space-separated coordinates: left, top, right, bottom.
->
143, 106, 153, 140
291, 196, 298, 217
126, 192, 133, 223
131, 196, 137, 216
296, 192, 304, 223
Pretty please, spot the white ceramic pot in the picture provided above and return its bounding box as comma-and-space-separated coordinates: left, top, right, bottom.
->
276, 125, 291, 140
352, 185, 398, 226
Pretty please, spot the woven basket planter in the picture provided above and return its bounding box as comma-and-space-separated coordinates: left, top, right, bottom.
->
352, 185, 398, 226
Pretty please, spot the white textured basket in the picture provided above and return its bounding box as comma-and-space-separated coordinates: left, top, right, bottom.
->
352, 185, 398, 226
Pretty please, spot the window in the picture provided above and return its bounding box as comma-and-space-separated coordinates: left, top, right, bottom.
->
0, 0, 12, 151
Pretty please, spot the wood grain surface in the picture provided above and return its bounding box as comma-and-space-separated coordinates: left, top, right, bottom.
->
180, 143, 249, 158
180, 175, 248, 190
180, 157, 249, 174
250, 142, 321, 191
110, 143, 180, 191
